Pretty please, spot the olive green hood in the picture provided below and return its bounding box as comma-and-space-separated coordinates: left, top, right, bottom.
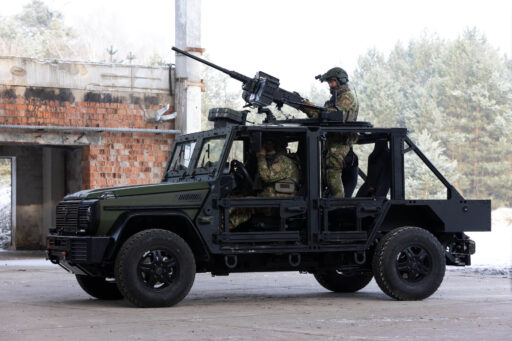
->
64, 182, 210, 200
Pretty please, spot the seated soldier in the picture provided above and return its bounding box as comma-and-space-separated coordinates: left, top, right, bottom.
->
256, 137, 300, 198
229, 137, 299, 230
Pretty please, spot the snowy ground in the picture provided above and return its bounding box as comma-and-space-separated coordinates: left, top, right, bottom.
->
468, 207, 512, 272
0, 266, 510, 340
0, 258, 52, 267
0, 183, 11, 249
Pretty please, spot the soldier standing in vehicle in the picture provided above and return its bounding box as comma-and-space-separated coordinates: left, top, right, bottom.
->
229, 137, 299, 229
301, 67, 359, 198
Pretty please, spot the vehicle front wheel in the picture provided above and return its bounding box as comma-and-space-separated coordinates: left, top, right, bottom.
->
75, 275, 123, 300
372, 226, 445, 300
115, 229, 196, 307
314, 270, 373, 293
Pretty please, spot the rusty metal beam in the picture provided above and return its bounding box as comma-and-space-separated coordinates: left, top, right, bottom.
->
0, 125, 180, 134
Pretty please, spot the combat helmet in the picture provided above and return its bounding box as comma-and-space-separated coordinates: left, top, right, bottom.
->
316, 67, 349, 85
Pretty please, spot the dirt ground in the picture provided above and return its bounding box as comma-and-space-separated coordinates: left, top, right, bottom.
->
0, 258, 510, 340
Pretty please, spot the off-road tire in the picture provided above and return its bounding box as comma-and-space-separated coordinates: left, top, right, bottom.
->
115, 229, 196, 307
75, 275, 123, 300
314, 270, 373, 293
372, 226, 445, 300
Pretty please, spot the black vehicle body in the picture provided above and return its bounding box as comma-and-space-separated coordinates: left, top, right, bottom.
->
47, 48, 490, 306
47, 119, 489, 278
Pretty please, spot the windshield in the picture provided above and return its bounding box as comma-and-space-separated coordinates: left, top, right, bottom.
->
167, 140, 196, 175
195, 136, 226, 171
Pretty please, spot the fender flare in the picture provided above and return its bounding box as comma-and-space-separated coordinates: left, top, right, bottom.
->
104, 210, 210, 261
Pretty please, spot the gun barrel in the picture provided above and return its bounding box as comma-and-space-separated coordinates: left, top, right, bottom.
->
172, 46, 250, 83
173, 46, 314, 114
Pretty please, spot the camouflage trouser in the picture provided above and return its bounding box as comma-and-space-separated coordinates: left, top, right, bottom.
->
229, 207, 254, 230
228, 189, 296, 230
325, 142, 351, 198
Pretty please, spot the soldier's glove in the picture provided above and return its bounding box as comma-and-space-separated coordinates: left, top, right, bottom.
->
300, 99, 319, 117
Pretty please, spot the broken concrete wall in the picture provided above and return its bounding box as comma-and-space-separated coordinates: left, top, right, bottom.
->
0, 56, 173, 103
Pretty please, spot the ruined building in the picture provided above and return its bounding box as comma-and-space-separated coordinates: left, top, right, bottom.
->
0, 0, 202, 250
0, 57, 178, 249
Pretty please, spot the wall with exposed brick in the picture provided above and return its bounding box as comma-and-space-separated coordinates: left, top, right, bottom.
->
0, 56, 177, 190
0, 90, 175, 189
0, 57, 178, 249
83, 132, 172, 188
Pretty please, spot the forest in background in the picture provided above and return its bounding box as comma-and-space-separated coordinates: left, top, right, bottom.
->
0, 0, 167, 65
1, 1, 511, 207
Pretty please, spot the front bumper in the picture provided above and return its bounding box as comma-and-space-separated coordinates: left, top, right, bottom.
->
46, 235, 112, 274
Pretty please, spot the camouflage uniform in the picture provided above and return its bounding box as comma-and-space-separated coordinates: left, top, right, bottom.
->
257, 151, 299, 197
302, 84, 359, 197
229, 150, 299, 229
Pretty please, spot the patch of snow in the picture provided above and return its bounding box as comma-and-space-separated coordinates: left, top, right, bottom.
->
467, 207, 512, 268
0, 182, 11, 249
455, 267, 511, 276
0, 258, 56, 267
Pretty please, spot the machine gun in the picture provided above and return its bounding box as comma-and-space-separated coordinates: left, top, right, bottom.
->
172, 46, 325, 122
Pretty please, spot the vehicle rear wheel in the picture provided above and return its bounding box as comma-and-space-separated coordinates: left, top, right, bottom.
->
314, 270, 373, 293
75, 275, 123, 300
372, 226, 445, 300
115, 229, 195, 307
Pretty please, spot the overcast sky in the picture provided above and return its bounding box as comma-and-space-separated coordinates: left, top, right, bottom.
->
1, 0, 511, 92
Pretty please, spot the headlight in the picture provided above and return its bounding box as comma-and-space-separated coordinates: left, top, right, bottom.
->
78, 200, 99, 234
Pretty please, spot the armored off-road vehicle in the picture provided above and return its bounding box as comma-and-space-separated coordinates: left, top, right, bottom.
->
47, 49, 491, 307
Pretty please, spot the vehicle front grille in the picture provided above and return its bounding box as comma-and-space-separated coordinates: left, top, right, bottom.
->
78, 205, 90, 231
56, 201, 81, 235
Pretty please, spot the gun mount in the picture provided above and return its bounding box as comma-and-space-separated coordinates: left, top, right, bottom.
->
172, 46, 373, 128
172, 46, 327, 122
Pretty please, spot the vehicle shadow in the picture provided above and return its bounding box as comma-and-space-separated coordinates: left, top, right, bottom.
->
183, 289, 388, 306
59, 289, 389, 309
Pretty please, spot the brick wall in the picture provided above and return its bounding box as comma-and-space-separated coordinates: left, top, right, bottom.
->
0, 88, 175, 189
83, 132, 172, 188
0, 58, 178, 249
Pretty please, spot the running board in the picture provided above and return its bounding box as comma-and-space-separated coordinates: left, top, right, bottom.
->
214, 231, 301, 244
317, 231, 368, 243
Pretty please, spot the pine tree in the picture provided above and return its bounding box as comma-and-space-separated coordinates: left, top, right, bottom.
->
0, 0, 79, 59
434, 29, 512, 204
201, 61, 243, 130
404, 130, 459, 199
353, 29, 512, 207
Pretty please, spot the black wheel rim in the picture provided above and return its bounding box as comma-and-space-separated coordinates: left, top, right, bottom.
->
137, 249, 179, 289
395, 245, 432, 283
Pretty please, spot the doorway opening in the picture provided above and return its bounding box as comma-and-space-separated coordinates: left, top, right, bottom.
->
0, 157, 15, 249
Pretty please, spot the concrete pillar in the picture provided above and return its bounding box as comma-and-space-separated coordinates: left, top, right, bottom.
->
175, 0, 202, 134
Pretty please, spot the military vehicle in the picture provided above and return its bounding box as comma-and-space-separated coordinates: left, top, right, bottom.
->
47, 47, 491, 307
